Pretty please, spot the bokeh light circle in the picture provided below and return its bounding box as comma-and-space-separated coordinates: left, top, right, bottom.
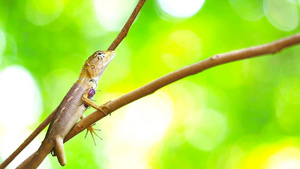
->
185, 108, 227, 151
157, 0, 205, 18
275, 78, 300, 133
25, 0, 66, 26
94, 0, 138, 31
100, 91, 174, 169
161, 30, 202, 69
264, 0, 298, 31
0, 66, 42, 127
229, 0, 264, 21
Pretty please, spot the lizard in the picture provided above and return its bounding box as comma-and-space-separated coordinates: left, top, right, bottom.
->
19, 50, 115, 169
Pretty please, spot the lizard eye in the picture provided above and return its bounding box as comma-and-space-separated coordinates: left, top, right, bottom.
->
97, 52, 105, 60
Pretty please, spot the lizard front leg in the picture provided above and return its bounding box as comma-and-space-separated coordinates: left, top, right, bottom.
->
81, 88, 110, 115
80, 88, 107, 144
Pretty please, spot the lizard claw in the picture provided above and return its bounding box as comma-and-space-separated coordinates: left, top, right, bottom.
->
84, 123, 102, 145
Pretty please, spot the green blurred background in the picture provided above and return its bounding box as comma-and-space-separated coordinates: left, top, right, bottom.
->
1, 0, 300, 168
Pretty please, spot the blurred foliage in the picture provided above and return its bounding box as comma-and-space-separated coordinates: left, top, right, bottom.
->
1, 0, 300, 169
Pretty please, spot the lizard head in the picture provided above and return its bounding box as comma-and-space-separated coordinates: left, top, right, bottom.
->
86, 50, 115, 80
78, 50, 115, 85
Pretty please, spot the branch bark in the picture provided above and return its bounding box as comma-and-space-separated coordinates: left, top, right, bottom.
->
2, 0, 299, 167
0, 111, 55, 169
108, 0, 146, 50
65, 33, 300, 141
6, 32, 300, 168
0, 1, 147, 168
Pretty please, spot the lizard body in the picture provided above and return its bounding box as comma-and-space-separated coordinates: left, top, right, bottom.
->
21, 50, 115, 168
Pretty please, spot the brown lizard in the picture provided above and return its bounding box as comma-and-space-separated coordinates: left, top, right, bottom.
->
19, 50, 115, 168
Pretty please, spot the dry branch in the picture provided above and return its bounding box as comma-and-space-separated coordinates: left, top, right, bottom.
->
108, 0, 146, 50
1, 0, 299, 168
65, 33, 300, 141
0, 111, 55, 169
0, 0, 147, 168
5, 32, 300, 168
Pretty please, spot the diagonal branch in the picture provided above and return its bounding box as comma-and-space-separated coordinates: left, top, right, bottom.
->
10, 32, 300, 168
0, 1, 147, 168
108, 0, 146, 50
0, 111, 55, 169
65, 33, 300, 141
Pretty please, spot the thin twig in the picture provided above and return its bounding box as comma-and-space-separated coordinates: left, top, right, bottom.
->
0, 110, 55, 169
107, 0, 146, 50
65, 33, 300, 141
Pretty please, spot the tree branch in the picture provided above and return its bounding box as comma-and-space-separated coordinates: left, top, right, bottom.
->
0, 111, 55, 169
65, 33, 300, 141
3, 0, 299, 167
0, 1, 147, 168
107, 0, 146, 50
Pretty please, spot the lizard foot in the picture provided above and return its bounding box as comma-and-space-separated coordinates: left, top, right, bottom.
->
84, 123, 102, 145
98, 101, 112, 116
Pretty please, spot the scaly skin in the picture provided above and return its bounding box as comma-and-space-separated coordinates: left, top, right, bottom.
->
19, 50, 115, 169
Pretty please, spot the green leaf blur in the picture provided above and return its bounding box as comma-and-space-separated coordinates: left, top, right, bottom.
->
1, 0, 300, 169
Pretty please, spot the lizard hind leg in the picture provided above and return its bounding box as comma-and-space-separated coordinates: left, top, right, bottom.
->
81, 115, 103, 145
85, 124, 103, 145
53, 135, 66, 166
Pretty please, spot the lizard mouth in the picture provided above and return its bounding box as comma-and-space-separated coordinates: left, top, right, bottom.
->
103, 50, 115, 66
